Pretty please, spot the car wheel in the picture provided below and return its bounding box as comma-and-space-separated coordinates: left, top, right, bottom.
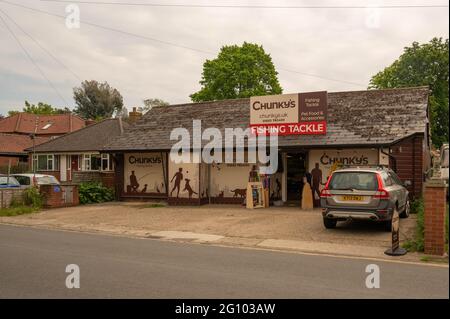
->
399, 200, 410, 218
323, 218, 337, 229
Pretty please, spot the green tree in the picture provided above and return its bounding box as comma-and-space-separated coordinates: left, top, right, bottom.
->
190, 42, 282, 102
369, 38, 449, 147
140, 98, 169, 113
73, 80, 124, 120
7, 101, 70, 116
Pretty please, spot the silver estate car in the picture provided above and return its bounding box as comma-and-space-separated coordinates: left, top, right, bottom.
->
320, 167, 411, 231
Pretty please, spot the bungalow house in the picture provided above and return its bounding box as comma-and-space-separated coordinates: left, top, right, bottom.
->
102, 87, 431, 205
27, 118, 128, 188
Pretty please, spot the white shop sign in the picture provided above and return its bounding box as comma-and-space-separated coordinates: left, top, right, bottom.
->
308, 149, 380, 184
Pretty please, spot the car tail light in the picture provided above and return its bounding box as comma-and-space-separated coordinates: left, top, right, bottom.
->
320, 189, 332, 197
374, 174, 390, 199
320, 176, 333, 198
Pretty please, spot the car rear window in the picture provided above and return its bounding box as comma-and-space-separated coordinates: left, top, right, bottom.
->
37, 176, 59, 185
329, 172, 379, 191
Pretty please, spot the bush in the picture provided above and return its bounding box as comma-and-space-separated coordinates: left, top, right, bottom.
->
410, 197, 424, 214
78, 182, 114, 204
23, 187, 44, 209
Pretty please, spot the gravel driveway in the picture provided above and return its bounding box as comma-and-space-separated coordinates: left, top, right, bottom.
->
0, 201, 416, 249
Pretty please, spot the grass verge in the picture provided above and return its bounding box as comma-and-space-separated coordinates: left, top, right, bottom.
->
0, 205, 39, 217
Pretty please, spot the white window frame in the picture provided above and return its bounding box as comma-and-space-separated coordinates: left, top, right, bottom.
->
101, 153, 113, 171
83, 154, 91, 171
33, 154, 58, 171
66, 155, 71, 169
82, 153, 105, 171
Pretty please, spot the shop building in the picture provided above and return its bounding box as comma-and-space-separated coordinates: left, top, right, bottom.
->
103, 87, 431, 205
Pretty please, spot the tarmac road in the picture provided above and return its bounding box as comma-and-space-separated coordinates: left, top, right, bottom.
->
0, 224, 448, 298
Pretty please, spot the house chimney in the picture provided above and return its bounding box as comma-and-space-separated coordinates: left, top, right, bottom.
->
128, 107, 142, 123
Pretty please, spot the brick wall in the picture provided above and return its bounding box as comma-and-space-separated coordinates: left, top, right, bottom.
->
40, 184, 79, 208
72, 171, 115, 190
0, 156, 20, 166
0, 188, 24, 208
100, 172, 115, 189
390, 135, 429, 199
424, 180, 447, 256
40, 184, 64, 208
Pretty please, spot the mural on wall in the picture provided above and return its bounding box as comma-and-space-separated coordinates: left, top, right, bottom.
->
124, 153, 166, 194
168, 160, 200, 199
210, 162, 253, 199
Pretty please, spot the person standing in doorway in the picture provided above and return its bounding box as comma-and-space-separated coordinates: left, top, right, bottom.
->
311, 163, 323, 200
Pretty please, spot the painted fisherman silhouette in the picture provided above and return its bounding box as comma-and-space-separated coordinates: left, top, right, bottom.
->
170, 168, 183, 197
129, 171, 139, 192
311, 163, 323, 200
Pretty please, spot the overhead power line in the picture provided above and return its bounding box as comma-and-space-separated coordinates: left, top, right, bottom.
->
0, 0, 213, 55
0, 0, 367, 87
277, 67, 365, 87
0, 10, 68, 106
39, 1, 449, 9
0, 8, 81, 82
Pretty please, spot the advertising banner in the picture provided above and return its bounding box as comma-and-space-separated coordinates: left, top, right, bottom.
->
250, 91, 327, 135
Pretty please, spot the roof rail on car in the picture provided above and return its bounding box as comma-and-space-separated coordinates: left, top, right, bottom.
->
339, 165, 388, 170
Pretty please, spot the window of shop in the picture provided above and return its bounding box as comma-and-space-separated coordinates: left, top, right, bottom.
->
32, 154, 59, 171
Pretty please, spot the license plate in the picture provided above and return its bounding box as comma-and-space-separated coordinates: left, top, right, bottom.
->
341, 195, 364, 201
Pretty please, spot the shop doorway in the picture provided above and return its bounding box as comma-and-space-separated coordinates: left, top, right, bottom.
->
286, 152, 308, 202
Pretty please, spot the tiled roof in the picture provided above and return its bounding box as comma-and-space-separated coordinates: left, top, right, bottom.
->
0, 113, 85, 135
0, 133, 49, 155
29, 118, 128, 153
103, 87, 430, 151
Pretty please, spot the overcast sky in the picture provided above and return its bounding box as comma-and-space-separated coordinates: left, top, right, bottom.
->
0, 0, 448, 115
